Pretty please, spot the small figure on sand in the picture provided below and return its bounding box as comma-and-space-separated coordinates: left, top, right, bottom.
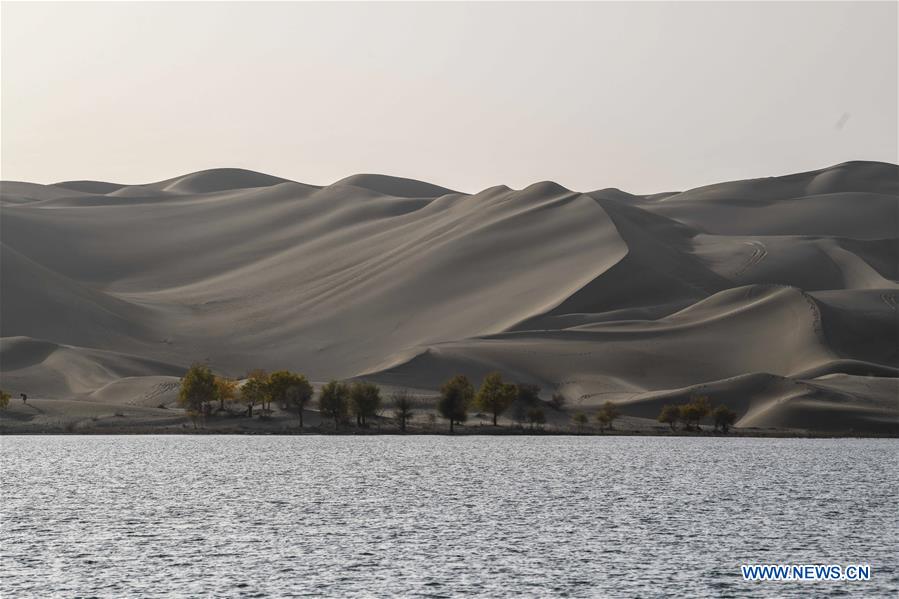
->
21, 393, 27, 403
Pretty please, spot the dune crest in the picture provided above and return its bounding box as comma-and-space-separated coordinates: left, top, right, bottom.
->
1, 161, 896, 432
334, 173, 458, 198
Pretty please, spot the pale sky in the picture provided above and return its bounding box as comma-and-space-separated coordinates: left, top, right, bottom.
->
2, 1, 896, 193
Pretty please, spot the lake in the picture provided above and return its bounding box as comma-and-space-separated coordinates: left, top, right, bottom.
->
1, 436, 896, 597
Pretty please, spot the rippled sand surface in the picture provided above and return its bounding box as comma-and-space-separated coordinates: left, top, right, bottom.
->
1, 436, 897, 597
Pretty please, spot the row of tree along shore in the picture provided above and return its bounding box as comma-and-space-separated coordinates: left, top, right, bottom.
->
176, 365, 739, 434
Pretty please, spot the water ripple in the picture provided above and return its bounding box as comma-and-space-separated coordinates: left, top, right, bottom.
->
1, 436, 896, 597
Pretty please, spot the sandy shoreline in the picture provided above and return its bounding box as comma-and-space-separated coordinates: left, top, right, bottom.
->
2, 402, 894, 438
4, 429, 896, 439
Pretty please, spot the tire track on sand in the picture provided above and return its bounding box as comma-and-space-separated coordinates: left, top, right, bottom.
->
733, 240, 768, 277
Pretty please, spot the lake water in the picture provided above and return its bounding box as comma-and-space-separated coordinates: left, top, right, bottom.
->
1, 436, 896, 597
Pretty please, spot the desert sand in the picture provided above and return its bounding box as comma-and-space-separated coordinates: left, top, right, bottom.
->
1, 161, 896, 434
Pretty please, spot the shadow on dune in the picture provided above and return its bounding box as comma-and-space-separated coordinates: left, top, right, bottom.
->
1, 162, 897, 433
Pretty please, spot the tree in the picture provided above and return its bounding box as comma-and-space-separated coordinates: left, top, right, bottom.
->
516, 383, 541, 404
438, 375, 474, 433
269, 371, 314, 428
178, 363, 217, 427
240, 373, 270, 418
572, 413, 589, 432
475, 372, 517, 426
214, 377, 238, 412
713, 405, 738, 433
392, 389, 415, 433
511, 383, 541, 425
319, 380, 350, 429
350, 381, 382, 427
595, 410, 611, 433
658, 404, 679, 431
526, 407, 546, 430
597, 400, 622, 432
549, 393, 566, 411
0, 389, 9, 410
185, 409, 201, 429
246, 369, 271, 412
679, 395, 712, 431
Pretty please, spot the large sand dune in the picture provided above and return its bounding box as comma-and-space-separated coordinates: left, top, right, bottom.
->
1, 162, 896, 433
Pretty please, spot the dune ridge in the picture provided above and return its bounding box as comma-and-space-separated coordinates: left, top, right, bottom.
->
1, 162, 897, 433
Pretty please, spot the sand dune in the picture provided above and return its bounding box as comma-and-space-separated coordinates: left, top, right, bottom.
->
620, 372, 898, 434
54, 180, 128, 194
1, 161, 896, 433
0, 336, 183, 399
334, 173, 458, 198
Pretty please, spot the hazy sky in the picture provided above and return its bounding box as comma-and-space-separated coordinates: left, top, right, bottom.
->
2, 1, 896, 193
